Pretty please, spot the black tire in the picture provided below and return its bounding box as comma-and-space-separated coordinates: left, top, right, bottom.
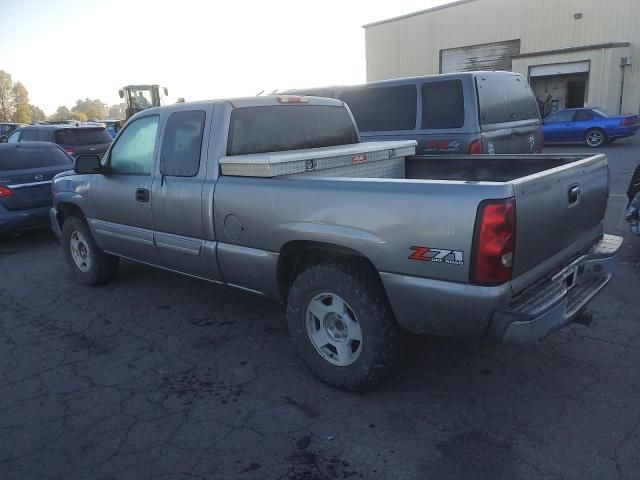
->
286, 260, 402, 391
61, 215, 119, 286
585, 128, 606, 148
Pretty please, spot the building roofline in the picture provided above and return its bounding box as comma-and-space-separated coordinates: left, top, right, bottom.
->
363, 0, 480, 28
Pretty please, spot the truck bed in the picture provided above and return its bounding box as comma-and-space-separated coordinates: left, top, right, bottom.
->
405, 154, 585, 183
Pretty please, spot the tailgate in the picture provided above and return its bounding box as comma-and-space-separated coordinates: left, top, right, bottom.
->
511, 154, 608, 289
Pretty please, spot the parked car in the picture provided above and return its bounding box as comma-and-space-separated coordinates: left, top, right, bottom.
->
2, 124, 113, 157
50, 96, 621, 390
0, 123, 25, 141
100, 120, 122, 139
0, 142, 73, 236
283, 71, 543, 155
543, 108, 639, 147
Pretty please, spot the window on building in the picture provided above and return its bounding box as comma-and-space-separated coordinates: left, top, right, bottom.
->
339, 85, 417, 132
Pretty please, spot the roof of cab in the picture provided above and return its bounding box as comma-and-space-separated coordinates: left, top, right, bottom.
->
132, 95, 344, 119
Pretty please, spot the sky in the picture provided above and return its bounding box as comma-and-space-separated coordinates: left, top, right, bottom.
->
0, 0, 450, 115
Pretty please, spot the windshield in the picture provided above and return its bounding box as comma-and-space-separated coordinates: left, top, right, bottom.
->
129, 88, 154, 109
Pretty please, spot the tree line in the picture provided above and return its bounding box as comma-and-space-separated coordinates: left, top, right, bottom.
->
0, 69, 124, 124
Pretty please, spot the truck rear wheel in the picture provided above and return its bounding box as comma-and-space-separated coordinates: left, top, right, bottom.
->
286, 260, 401, 391
62, 216, 119, 286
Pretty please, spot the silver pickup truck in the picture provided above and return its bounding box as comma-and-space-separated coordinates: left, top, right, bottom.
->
50, 96, 622, 391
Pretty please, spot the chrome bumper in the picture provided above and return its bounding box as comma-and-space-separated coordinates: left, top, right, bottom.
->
489, 234, 623, 344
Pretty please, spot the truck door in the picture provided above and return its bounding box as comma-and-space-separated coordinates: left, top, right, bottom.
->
151, 107, 220, 280
88, 114, 162, 265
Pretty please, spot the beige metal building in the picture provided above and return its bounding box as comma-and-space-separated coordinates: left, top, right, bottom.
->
364, 0, 640, 116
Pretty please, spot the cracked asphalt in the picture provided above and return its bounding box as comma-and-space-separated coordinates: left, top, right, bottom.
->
2, 138, 640, 480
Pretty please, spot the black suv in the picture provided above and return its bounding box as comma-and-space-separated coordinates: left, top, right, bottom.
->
3, 124, 113, 157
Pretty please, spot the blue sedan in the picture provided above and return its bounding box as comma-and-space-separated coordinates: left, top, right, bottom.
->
543, 108, 639, 147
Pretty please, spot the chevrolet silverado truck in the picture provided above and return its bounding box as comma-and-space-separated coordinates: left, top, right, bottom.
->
50, 96, 622, 391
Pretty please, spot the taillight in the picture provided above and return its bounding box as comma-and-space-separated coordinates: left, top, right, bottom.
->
620, 117, 634, 127
472, 198, 516, 285
468, 139, 483, 154
63, 146, 76, 156
0, 185, 13, 197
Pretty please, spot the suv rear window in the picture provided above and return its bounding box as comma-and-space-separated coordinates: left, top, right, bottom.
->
0, 146, 72, 171
55, 128, 113, 145
227, 105, 358, 156
421, 80, 465, 129
476, 74, 540, 125
339, 85, 417, 132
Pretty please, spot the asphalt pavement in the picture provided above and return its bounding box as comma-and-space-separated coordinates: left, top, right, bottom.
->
1, 137, 639, 480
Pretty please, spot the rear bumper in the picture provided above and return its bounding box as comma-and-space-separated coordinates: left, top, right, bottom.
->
381, 234, 623, 343
608, 127, 637, 139
488, 234, 623, 344
0, 204, 51, 236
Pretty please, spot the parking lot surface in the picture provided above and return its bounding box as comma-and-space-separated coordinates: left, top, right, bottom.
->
2, 138, 640, 480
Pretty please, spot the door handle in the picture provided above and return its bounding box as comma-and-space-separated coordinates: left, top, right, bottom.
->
135, 188, 150, 202
568, 184, 581, 205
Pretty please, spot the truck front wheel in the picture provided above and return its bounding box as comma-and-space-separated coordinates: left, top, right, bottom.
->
286, 260, 402, 391
62, 216, 119, 286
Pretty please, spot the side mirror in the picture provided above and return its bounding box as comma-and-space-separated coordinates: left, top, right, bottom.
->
74, 154, 104, 174
0, 135, 7, 143
118, 89, 124, 98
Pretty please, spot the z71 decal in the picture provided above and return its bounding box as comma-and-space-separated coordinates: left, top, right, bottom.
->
409, 246, 464, 266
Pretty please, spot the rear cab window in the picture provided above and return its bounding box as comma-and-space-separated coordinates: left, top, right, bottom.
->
338, 85, 417, 132
55, 128, 113, 145
227, 105, 358, 156
421, 80, 465, 129
0, 146, 72, 171
476, 74, 540, 125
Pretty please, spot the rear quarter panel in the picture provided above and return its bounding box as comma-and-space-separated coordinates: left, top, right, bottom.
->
213, 176, 513, 285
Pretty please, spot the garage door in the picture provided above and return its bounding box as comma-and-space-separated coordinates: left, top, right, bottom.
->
440, 40, 521, 74
529, 61, 590, 78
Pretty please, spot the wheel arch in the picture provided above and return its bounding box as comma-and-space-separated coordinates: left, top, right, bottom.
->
56, 202, 86, 228
277, 240, 378, 301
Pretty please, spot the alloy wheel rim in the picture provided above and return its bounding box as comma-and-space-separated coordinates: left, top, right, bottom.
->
70, 230, 91, 272
587, 131, 603, 146
305, 292, 363, 367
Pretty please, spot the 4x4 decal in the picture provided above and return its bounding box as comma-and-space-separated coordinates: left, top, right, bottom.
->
409, 246, 464, 266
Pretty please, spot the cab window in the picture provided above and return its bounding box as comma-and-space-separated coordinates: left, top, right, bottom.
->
545, 111, 574, 123
109, 116, 159, 175
160, 110, 206, 177
574, 110, 593, 122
